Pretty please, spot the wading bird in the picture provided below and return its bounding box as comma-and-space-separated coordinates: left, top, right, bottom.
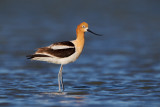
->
27, 22, 102, 92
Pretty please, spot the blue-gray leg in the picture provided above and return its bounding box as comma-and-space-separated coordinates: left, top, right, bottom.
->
58, 65, 64, 92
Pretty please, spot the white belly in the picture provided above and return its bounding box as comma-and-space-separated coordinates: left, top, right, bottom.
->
32, 51, 80, 65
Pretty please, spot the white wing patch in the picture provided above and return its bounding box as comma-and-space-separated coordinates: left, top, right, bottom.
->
49, 45, 74, 50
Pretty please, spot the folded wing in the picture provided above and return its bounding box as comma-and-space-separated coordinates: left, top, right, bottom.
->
27, 41, 75, 59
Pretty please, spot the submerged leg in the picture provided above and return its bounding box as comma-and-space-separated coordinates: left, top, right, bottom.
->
58, 64, 64, 92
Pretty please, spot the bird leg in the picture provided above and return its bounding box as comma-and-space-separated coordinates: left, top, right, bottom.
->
58, 64, 64, 92
61, 66, 64, 91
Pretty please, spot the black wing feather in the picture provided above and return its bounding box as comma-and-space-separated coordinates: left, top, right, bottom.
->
26, 54, 50, 59
27, 41, 75, 59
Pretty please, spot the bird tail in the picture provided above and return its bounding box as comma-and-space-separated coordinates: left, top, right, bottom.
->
26, 54, 49, 59
26, 55, 35, 59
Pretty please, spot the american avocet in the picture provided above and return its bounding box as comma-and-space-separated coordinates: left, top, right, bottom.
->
27, 22, 101, 92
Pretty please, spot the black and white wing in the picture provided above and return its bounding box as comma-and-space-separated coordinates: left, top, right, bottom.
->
27, 41, 75, 59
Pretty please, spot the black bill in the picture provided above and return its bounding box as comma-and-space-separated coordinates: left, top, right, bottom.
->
87, 29, 102, 36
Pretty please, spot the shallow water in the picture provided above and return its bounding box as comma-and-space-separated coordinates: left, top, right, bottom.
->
0, 0, 160, 107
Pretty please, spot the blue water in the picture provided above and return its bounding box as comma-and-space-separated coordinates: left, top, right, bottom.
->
0, 0, 160, 107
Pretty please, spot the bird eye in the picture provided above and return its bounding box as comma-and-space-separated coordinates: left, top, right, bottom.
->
82, 25, 85, 28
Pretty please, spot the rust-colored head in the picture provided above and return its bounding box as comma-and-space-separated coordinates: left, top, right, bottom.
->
77, 22, 88, 32
77, 22, 102, 36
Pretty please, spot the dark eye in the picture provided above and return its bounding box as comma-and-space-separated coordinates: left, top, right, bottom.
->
82, 25, 85, 28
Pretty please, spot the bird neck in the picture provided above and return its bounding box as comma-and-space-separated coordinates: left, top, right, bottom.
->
75, 29, 85, 53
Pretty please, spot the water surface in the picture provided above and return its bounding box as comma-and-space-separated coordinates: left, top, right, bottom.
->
0, 0, 160, 107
